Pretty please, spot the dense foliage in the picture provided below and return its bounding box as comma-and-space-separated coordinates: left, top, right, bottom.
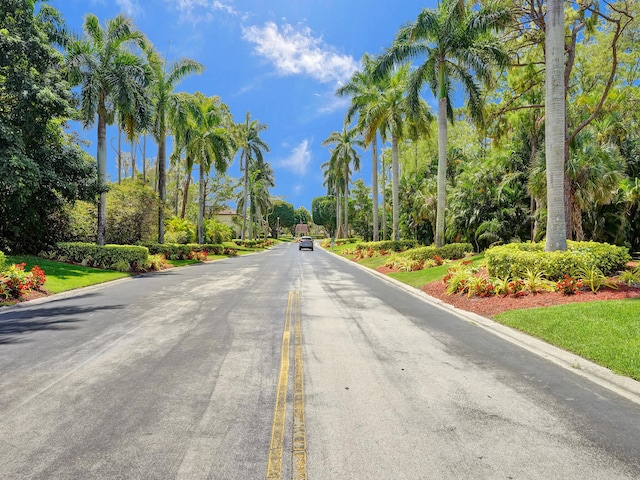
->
0, 0, 97, 253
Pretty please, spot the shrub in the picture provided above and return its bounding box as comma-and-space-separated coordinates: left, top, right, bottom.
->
54, 242, 148, 269
0, 263, 47, 300
486, 241, 630, 281
143, 254, 167, 271
355, 240, 419, 252
556, 275, 583, 295
204, 220, 233, 244
619, 266, 640, 286
0, 251, 5, 272
165, 217, 196, 244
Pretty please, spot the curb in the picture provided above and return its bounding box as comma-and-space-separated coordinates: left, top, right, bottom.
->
320, 245, 640, 405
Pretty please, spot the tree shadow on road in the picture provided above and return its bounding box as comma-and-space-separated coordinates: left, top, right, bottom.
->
0, 292, 126, 345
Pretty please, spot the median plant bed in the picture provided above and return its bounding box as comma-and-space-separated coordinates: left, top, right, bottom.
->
423, 279, 640, 318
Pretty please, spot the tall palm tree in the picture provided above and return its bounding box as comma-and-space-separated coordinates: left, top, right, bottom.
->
367, 65, 411, 241
321, 156, 345, 238
235, 113, 270, 240
146, 48, 204, 243
184, 93, 235, 244
67, 14, 150, 245
322, 127, 364, 238
337, 53, 387, 241
376, 0, 510, 247
545, 0, 567, 251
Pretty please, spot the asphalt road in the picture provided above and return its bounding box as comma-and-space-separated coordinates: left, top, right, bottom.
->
0, 242, 638, 479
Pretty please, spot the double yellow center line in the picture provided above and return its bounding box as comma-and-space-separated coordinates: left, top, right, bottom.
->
266, 291, 307, 480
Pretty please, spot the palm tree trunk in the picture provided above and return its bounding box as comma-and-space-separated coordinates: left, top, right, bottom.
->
97, 110, 107, 246
131, 139, 136, 180
180, 170, 191, 219
142, 135, 147, 183
545, 0, 567, 251
117, 126, 122, 184
157, 130, 167, 244
241, 157, 249, 240
336, 191, 342, 238
344, 165, 349, 237
372, 134, 379, 242
435, 95, 447, 248
381, 158, 387, 241
198, 166, 205, 244
391, 134, 400, 242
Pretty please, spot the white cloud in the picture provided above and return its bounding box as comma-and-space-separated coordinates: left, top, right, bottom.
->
116, 0, 142, 16
165, 0, 243, 24
242, 22, 358, 85
278, 140, 312, 176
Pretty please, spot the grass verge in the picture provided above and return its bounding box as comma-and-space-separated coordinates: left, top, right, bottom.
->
495, 300, 640, 381
6, 255, 131, 294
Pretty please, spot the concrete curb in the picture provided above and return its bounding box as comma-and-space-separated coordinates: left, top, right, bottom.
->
319, 245, 640, 405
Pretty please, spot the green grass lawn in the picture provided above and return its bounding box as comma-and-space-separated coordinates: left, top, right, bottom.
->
6, 255, 131, 294
495, 300, 640, 381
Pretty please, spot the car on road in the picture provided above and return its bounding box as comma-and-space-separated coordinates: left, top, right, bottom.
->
299, 236, 314, 251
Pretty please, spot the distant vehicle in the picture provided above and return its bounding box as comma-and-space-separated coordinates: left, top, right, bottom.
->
299, 236, 314, 251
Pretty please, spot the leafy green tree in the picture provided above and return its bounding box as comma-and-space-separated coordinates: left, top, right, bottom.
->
67, 13, 151, 245
376, 0, 510, 247
294, 207, 312, 227
0, 0, 96, 253
350, 179, 373, 241
105, 180, 159, 244
270, 201, 295, 238
311, 196, 337, 237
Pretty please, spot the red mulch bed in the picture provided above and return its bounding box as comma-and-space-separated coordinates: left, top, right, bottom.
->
375, 265, 640, 318
421, 281, 640, 318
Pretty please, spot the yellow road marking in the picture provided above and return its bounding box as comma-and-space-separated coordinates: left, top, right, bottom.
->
266, 292, 293, 479
266, 291, 308, 480
292, 291, 307, 480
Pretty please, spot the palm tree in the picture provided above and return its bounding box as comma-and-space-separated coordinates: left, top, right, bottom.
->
322, 127, 364, 238
235, 113, 270, 240
184, 93, 234, 244
67, 14, 150, 245
367, 65, 411, 241
336, 53, 387, 241
146, 48, 204, 243
321, 156, 345, 238
545, 0, 567, 251
376, 0, 510, 247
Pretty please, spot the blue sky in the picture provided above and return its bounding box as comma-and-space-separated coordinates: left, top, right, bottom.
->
53, 0, 437, 212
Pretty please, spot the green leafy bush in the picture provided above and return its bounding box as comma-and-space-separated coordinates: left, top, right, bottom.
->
140, 242, 228, 259
485, 241, 630, 281
54, 242, 149, 270
0, 251, 5, 272
355, 240, 419, 252
204, 220, 233, 244
165, 217, 196, 244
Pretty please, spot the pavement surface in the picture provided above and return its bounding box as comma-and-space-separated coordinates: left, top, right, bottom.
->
0, 242, 638, 479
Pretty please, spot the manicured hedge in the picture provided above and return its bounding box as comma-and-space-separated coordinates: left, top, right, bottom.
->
402, 243, 473, 261
355, 240, 419, 252
139, 242, 228, 259
54, 242, 149, 269
485, 241, 631, 280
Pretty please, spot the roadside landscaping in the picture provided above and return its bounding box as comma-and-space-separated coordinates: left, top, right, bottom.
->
0, 239, 277, 306
322, 239, 640, 381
